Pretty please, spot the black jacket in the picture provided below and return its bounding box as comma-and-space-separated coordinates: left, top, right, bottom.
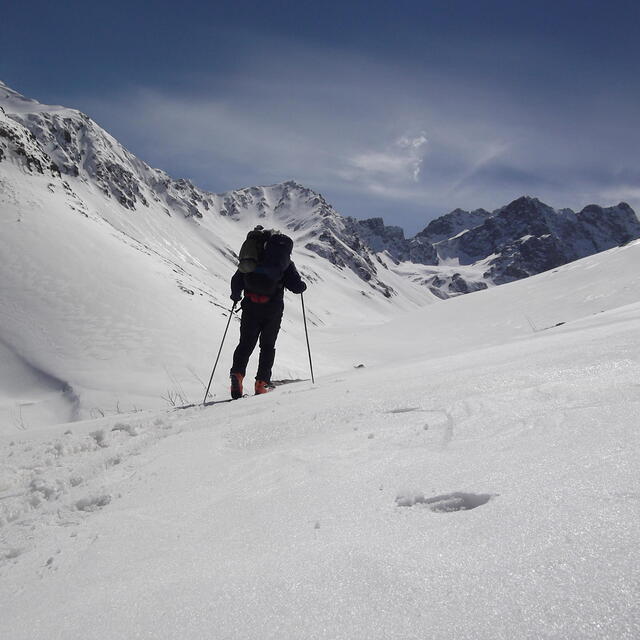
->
231, 262, 306, 306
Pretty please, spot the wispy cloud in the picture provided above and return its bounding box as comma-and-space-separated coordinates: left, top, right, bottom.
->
346, 133, 428, 183
446, 141, 511, 193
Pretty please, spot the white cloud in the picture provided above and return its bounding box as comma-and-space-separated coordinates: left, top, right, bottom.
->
347, 133, 427, 183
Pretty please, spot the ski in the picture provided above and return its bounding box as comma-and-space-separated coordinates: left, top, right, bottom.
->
174, 379, 307, 411
173, 398, 235, 411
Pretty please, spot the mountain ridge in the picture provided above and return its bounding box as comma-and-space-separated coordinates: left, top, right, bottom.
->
1, 80, 639, 303
1, 80, 640, 426
352, 194, 639, 295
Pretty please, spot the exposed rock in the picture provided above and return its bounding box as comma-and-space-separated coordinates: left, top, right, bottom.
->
0, 111, 59, 177
416, 207, 492, 244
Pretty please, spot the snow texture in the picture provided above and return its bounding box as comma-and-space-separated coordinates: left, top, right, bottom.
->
1, 237, 639, 639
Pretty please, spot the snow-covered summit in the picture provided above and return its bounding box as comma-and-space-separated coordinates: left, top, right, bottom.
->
0, 80, 73, 116
0, 84, 396, 296
1, 83, 203, 213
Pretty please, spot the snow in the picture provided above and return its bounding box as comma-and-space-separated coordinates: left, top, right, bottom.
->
0, 129, 432, 429
0, 81, 73, 116
1, 82, 639, 639
1, 239, 639, 639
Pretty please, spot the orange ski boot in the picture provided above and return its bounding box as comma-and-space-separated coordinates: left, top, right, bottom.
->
254, 380, 275, 395
230, 373, 244, 400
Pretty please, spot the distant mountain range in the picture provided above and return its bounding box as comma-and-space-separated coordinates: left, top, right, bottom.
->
352, 196, 640, 297
2, 80, 639, 303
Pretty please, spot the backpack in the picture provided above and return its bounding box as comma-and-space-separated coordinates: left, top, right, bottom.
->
240, 228, 293, 297
238, 226, 269, 273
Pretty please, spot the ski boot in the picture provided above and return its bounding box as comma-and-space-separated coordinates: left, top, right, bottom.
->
230, 373, 244, 400
254, 380, 275, 395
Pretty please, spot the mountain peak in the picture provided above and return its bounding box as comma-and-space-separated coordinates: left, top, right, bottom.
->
0, 82, 37, 108
416, 206, 492, 244
507, 195, 544, 207
282, 179, 305, 189
0, 81, 72, 117
498, 196, 555, 220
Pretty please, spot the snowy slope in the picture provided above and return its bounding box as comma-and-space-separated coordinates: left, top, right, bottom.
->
319, 238, 640, 368
1, 237, 638, 640
0, 84, 432, 430
2, 81, 639, 432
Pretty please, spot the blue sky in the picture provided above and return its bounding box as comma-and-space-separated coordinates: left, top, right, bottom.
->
2, 0, 639, 233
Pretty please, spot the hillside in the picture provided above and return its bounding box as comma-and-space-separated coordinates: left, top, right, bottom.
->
0, 83, 433, 429
1, 237, 639, 639
2, 81, 639, 431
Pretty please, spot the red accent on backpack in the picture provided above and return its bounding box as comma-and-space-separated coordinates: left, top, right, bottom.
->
246, 292, 271, 304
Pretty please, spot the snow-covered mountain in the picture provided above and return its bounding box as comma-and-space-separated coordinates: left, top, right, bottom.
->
351, 197, 640, 297
2, 81, 638, 304
0, 82, 433, 429
1, 81, 639, 639
1, 80, 639, 427
0, 81, 400, 300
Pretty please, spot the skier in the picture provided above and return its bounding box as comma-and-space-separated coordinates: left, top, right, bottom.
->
229, 230, 306, 398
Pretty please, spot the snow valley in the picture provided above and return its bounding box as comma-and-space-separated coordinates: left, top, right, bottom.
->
1, 81, 639, 427
0, 82, 639, 639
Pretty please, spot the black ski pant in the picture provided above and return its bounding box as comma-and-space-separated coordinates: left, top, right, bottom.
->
231, 300, 283, 382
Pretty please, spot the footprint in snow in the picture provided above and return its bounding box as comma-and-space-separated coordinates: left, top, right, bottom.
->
396, 491, 495, 512
75, 495, 111, 512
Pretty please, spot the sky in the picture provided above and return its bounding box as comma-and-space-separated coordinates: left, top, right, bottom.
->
2, 0, 639, 234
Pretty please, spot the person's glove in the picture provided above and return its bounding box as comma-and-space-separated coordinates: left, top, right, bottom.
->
299, 282, 307, 293
230, 293, 242, 303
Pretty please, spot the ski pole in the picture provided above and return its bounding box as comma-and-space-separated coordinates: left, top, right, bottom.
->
301, 292, 315, 384
203, 302, 236, 404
